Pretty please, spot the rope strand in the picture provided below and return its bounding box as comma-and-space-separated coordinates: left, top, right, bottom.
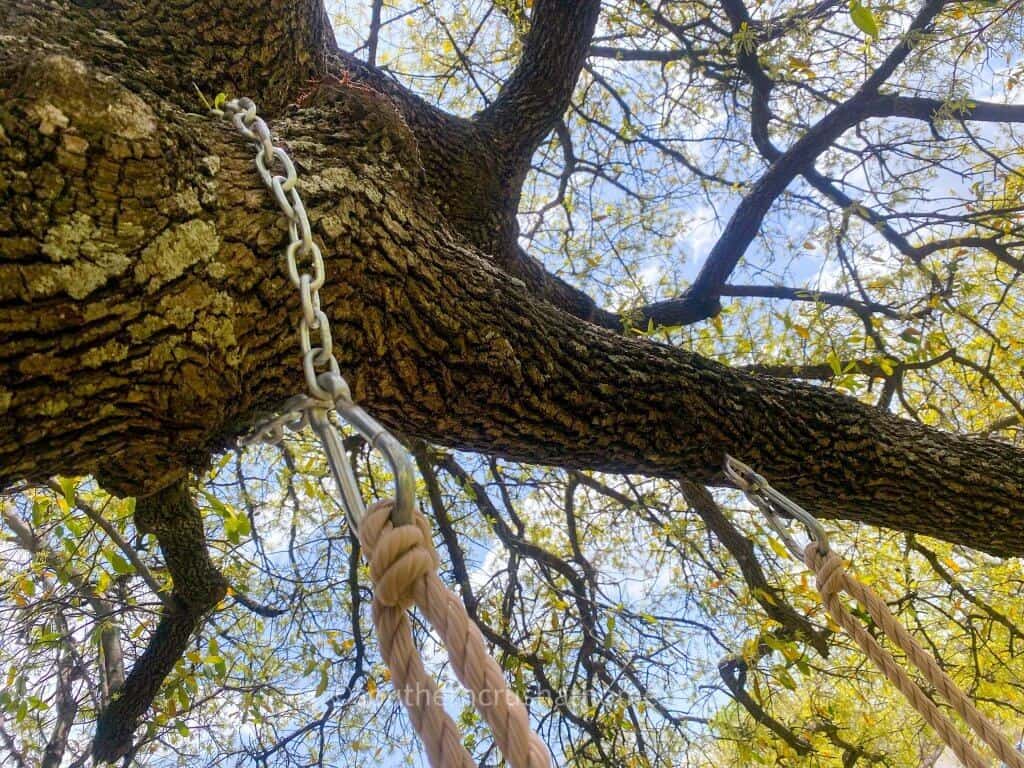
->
806, 545, 1024, 768
359, 500, 551, 768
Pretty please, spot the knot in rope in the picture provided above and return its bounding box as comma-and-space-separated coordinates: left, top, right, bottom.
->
803, 543, 843, 599
359, 501, 439, 610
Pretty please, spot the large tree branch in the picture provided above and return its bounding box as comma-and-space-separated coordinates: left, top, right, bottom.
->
3, 14, 1024, 563
870, 95, 1024, 124
718, 0, 776, 157
476, 0, 602, 167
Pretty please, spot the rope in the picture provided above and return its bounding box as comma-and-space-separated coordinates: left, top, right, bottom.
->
805, 544, 1024, 768
358, 499, 551, 768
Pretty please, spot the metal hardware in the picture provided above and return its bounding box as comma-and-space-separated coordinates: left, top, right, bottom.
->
723, 455, 830, 558
215, 96, 414, 530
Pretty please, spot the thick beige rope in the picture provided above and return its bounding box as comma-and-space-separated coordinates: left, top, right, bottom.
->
359, 499, 551, 768
805, 544, 1024, 768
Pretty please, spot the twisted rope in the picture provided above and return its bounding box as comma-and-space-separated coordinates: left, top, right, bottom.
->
806, 544, 1024, 768
359, 499, 551, 768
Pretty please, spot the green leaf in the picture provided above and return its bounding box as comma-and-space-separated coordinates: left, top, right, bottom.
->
775, 666, 798, 691
202, 490, 231, 519
225, 517, 240, 545
849, 0, 880, 38
105, 550, 134, 575
65, 515, 87, 537
31, 499, 47, 527
59, 477, 76, 507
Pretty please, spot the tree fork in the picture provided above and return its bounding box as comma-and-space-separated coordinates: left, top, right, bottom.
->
2, 2, 1024, 558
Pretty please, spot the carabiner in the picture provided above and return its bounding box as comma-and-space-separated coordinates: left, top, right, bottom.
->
723, 455, 829, 556
309, 372, 415, 530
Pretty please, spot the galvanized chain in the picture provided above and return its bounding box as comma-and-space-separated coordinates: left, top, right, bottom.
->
207, 98, 553, 768
237, 394, 315, 447
212, 97, 414, 529
212, 97, 340, 402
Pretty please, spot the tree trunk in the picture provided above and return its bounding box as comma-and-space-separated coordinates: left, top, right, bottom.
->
2, 0, 1023, 557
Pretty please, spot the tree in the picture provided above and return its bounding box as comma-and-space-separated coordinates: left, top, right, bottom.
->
1, 0, 1022, 765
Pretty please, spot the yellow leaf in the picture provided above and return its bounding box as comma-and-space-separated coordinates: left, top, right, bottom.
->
767, 535, 791, 560
849, 0, 880, 39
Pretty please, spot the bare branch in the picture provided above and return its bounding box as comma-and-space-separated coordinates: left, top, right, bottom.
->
721, 284, 903, 319
679, 481, 830, 655
633, 0, 952, 326
46, 479, 168, 606
719, 655, 814, 754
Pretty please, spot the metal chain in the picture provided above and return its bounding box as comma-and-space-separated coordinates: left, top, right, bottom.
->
211, 97, 415, 529
212, 97, 339, 402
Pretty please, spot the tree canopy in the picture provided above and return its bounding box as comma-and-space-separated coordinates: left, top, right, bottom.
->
1, 0, 1023, 766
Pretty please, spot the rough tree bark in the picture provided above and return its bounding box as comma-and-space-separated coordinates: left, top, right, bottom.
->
2, 0, 1023, 557
4, 0, 1024, 759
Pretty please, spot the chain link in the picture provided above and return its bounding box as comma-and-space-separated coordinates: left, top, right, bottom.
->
213, 97, 337, 402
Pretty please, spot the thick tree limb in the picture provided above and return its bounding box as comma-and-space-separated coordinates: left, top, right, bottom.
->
871, 95, 1024, 124
92, 482, 227, 762
3, 4, 1024, 562
477, 0, 602, 167
31, 0, 336, 116
634, 0, 950, 327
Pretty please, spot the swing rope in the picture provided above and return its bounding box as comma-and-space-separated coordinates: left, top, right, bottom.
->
212, 97, 549, 768
360, 500, 551, 768
726, 456, 1024, 768
211, 91, 1018, 768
